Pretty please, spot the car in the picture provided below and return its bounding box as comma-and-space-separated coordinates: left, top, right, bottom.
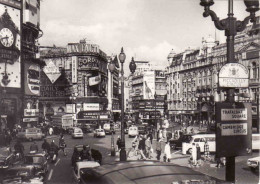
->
2, 165, 44, 184
78, 161, 228, 184
71, 145, 90, 167
71, 127, 84, 139
124, 127, 129, 134
93, 129, 105, 138
103, 123, 115, 135
73, 160, 100, 183
17, 128, 45, 141
0, 146, 21, 170
128, 126, 138, 138
247, 156, 260, 172
81, 124, 93, 133
138, 125, 147, 135
169, 134, 192, 150
23, 153, 48, 179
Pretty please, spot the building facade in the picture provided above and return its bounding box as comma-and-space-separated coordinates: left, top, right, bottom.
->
39, 40, 111, 127
166, 19, 260, 128
0, 0, 42, 130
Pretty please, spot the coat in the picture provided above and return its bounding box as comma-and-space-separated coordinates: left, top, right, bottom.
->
164, 143, 171, 159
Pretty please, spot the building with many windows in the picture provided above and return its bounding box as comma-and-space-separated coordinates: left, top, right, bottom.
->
166, 18, 260, 129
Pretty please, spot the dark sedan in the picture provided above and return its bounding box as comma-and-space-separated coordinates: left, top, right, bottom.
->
0, 147, 20, 170
79, 161, 229, 184
169, 134, 192, 150
24, 153, 48, 179
2, 165, 44, 184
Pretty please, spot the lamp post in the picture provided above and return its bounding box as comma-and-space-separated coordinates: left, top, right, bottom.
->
256, 92, 260, 133
117, 48, 136, 161
196, 94, 202, 128
154, 92, 157, 138
200, 0, 259, 182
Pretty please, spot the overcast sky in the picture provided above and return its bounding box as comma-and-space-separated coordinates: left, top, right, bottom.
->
39, 0, 259, 70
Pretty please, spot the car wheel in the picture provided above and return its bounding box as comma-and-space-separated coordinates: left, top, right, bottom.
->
187, 148, 192, 154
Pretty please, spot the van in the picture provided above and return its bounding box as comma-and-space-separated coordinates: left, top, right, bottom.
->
182, 134, 215, 154
128, 126, 138, 138
103, 123, 114, 134
17, 128, 45, 141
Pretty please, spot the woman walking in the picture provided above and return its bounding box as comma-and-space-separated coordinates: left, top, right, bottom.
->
164, 141, 171, 162
156, 138, 162, 161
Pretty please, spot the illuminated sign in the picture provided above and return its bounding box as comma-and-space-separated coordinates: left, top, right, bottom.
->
43, 60, 61, 83
71, 56, 77, 83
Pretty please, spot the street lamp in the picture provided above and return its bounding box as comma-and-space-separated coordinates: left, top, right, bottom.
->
200, 0, 259, 182
117, 47, 136, 161
154, 92, 157, 138
196, 94, 203, 128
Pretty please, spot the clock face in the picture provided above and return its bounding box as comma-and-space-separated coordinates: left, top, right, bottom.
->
0, 28, 14, 47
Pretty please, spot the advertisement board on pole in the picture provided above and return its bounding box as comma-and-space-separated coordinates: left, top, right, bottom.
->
216, 102, 252, 157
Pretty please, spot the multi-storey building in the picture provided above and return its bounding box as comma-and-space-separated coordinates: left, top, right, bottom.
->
39, 39, 112, 126
0, 0, 43, 129
129, 61, 167, 127
166, 18, 260, 128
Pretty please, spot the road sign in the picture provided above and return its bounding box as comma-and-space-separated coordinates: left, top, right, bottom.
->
219, 63, 249, 88
216, 102, 252, 157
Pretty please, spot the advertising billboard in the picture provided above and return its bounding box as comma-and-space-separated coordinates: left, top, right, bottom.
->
24, 62, 40, 95
23, 0, 40, 28
143, 71, 155, 99
0, 0, 21, 88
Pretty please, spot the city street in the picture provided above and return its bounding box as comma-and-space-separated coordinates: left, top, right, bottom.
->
3, 131, 258, 184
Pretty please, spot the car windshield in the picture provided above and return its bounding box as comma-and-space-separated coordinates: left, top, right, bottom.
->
97, 129, 104, 132
75, 129, 82, 133
24, 156, 44, 164
0, 147, 11, 157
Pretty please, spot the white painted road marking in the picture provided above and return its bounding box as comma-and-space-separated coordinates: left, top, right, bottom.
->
48, 169, 53, 181
55, 158, 60, 166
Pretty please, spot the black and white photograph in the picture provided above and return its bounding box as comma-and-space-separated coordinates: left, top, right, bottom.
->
0, 0, 259, 183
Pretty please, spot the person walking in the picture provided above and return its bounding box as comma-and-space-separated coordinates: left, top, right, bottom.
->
156, 138, 162, 161
196, 144, 201, 166
164, 141, 171, 162
14, 140, 24, 158
137, 135, 146, 160
127, 135, 139, 158
59, 134, 67, 156
204, 140, 210, 161
116, 136, 121, 152
49, 126, 53, 136
145, 135, 152, 159
191, 143, 197, 166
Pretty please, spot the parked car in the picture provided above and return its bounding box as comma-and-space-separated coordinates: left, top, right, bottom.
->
17, 128, 45, 141
247, 156, 260, 172
73, 160, 100, 183
0, 147, 21, 170
71, 127, 84, 139
93, 129, 106, 138
2, 165, 44, 184
78, 161, 228, 184
169, 134, 192, 150
23, 153, 48, 179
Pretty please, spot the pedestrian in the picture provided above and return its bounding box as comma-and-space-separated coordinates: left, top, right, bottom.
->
14, 140, 24, 158
204, 140, 210, 161
59, 134, 67, 156
137, 135, 146, 160
147, 132, 153, 144
91, 149, 102, 165
156, 138, 162, 161
196, 144, 201, 166
145, 135, 152, 159
30, 141, 39, 153
49, 126, 53, 136
116, 136, 121, 152
42, 139, 50, 154
127, 135, 139, 158
191, 143, 197, 166
164, 141, 171, 162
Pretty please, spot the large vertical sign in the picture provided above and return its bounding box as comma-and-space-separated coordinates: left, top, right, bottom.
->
143, 71, 155, 99
24, 62, 40, 95
0, 0, 21, 88
71, 56, 77, 83
23, 0, 40, 28
216, 102, 252, 157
